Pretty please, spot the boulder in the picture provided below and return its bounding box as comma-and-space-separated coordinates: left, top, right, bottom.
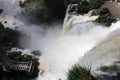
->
0, 9, 3, 14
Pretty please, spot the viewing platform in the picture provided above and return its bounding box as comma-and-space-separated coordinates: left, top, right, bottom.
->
0, 53, 36, 76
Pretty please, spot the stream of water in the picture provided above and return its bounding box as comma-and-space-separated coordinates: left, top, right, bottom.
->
0, 0, 120, 80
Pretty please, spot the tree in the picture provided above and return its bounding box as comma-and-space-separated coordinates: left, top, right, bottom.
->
95, 8, 116, 26
0, 23, 19, 53
77, 1, 90, 14
100, 8, 110, 15
89, 0, 104, 9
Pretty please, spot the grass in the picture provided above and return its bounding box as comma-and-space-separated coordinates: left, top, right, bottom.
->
100, 65, 120, 72
68, 65, 95, 80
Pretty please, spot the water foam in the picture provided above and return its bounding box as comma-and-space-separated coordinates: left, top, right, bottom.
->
1, 0, 120, 80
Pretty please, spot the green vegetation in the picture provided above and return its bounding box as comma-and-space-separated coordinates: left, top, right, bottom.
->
6, 51, 22, 60
68, 0, 104, 15
100, 65, 120, 72
24, 0, 104, 22
68, 65, 95, 80
25, 0, 53, 23
89, 0, 104, 9
77, 1, 90, 14
0, 23, 19, 53
7, 51, 33, 62
0, 22, 38, 79
24, 0, 66, 23
95, 8, 116, 26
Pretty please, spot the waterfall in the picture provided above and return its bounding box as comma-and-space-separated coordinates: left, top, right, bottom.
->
1, 0, 120, 80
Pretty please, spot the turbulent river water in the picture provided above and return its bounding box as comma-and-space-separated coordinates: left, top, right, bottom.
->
1, 0, 120, 80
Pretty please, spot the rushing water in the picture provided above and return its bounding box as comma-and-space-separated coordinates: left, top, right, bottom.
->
1, 0, 120, 80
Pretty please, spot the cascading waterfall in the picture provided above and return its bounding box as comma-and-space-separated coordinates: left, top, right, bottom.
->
1, 0, 120, 80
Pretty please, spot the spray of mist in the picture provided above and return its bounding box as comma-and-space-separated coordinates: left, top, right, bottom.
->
1, 0, 120, 80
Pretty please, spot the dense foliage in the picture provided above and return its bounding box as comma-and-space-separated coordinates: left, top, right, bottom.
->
77, 1, 90, 14
0, 23, 19, 53
7, 51, 33, 62
23, 0, 66, 23
89, 0, 104, 9
68, 65, 95, 80
24, 0, 53, 23
100, 65, 120, 72
95, 8, 116, 26
0, 22, 39, 79
68, 0, 104, 15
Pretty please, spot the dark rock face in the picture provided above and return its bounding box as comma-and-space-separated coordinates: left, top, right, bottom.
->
44, 0, 66, 19
0, 9, 3, 14
0, 23, 20, 53
22, 0, 66, 23
97, 72, 120, 80
31, 50, 41, 56
19, 1, 25, 8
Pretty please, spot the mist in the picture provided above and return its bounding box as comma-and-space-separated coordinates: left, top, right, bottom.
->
1, 0, 120, 80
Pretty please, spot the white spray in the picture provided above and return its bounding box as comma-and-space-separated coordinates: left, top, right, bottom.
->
1, 0, 120, 80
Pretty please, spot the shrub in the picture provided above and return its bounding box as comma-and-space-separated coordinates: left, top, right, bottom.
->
22, 54, 33, 62
7, 51, 22, 60
68, 65, 95, 80
0, 23, 19, 53
89, 0, 104, 9
26, 0, 53, 23
99, 8, 110, 15
77, 1, 90, 14
100, 65, 120, 72
7, 51, 33, 62
95, 8, 116, 26
77, 0, 104, 15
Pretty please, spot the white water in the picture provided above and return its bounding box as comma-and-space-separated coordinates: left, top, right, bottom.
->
1, 0, 120, 80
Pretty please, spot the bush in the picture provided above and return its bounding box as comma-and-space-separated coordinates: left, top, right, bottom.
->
22, 54, 33, 62
0, 23, 19, 53
68, 65, 95, 80
89, 0, 104, 9
25, 0, 66, 23
99, 8, 110, 15
95, 8, 116, 26
7, 51, 22, 60
100, 65, 120, 72
25, 0, 53, 23
77, 1, 90, 14
7, 51, 33, 62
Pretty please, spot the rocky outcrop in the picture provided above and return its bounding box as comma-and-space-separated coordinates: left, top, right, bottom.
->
0, 23, 19, 53
21, 0, 66, 23
0, 9, 3, 14
97, 72, 120, 80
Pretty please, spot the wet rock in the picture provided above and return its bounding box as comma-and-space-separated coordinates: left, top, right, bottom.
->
19, 1, 25, 8
4, 21, 7, 24
31, 50, 41, 56
97, 73, 120, 80
0, 9, 3, 14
